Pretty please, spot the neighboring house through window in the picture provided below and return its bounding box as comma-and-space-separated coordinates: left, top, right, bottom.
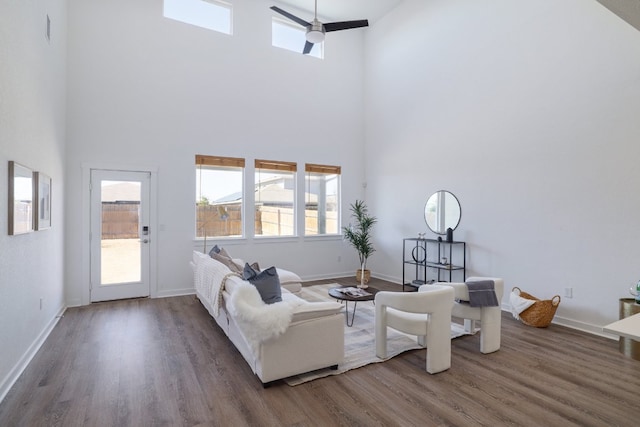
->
305, 164, 340, 235
254, 159, 297, 237
196, 155, 244, 239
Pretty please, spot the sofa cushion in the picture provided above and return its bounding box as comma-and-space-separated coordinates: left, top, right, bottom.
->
243, 264, 282, 304
288, 300, 342, 322
211, 251, 242, 273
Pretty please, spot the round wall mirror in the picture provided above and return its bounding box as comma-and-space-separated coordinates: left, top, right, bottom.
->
424, 190, 461, 235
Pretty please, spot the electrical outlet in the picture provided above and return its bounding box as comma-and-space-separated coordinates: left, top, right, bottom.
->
564, 287, 573, 298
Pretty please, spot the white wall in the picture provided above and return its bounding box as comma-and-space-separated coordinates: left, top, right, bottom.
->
0, 0, 67, 401
65, 0, 366, 305
365, 0, 640, 332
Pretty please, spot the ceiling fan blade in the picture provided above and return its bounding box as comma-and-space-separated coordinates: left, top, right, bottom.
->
270, 6, 311, 28
323, 20, 369, 33
303, 41, 314, 55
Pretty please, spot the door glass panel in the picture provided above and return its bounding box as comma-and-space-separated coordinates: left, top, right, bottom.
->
101, 180, 141, 285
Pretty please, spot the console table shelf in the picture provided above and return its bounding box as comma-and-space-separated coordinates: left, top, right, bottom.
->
402, 238, 466, 291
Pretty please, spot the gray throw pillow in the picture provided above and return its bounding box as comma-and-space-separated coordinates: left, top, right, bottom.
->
243, 263, 282, 304
208, 245, 221, 257
242, 262, 259, 280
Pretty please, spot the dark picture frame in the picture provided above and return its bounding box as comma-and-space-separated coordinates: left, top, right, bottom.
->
8, 161, 34, 235
34, 172, 52, 230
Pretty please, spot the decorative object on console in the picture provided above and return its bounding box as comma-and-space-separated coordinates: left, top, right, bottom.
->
402, 238, 466, 290
342, 200, 377, 288
446, 227, 453, 242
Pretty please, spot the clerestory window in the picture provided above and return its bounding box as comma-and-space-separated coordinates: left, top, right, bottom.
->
164, 0, 233, 35
272, 18, 323, 59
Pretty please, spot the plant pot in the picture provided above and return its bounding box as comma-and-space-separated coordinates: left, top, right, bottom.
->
356, 269, 370, 285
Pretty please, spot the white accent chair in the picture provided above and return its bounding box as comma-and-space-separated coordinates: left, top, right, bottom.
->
375, 284, 455, 374
442, 277, 504, 354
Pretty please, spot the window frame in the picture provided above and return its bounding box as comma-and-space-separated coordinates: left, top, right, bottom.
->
195, 155, 245, 241
254, 159, 298, 238
164, 0, 233, 35
304, 163, 341, 237
271, 16, 324, 59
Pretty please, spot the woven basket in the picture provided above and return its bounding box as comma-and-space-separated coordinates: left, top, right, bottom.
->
512, 287, 561, 328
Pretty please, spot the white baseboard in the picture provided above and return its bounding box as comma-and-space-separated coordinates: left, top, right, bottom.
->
302, 270, 354, 282
0, 304, 67, 404
551, 315, 616, 339
65, 297, 82, 308
157, 288, 196, 298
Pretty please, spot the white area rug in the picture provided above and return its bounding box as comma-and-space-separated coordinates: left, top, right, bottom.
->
284, 283, 473, 386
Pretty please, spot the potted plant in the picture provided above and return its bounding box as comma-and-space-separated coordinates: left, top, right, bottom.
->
342, 200, 377, 288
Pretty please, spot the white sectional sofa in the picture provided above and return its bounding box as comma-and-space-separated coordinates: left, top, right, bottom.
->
191, 251, 345, 386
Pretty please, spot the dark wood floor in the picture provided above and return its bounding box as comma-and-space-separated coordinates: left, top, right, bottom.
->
1, 276, 639, 426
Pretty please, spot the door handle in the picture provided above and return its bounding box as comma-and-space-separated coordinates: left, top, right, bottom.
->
142, 239, 149, 244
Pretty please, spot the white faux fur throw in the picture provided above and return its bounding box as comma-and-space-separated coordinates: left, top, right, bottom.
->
228, 283, 294, 352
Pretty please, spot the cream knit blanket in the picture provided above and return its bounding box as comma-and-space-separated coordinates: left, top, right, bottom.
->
194, 256, 241, 317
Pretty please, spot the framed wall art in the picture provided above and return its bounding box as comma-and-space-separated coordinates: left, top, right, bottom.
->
34, 172, 52, 230
8, 161, 34, 235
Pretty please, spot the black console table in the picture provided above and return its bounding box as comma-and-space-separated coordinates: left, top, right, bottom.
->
402, 238, 466, 291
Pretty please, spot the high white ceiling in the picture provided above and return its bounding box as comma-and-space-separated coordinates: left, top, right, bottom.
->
275, 0, 403, 23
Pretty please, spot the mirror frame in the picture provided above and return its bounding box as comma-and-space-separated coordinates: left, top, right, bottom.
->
424, 190, 461, 235
8, 161, 34, 235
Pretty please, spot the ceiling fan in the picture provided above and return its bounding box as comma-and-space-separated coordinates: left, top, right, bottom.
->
270, 0, 369, 54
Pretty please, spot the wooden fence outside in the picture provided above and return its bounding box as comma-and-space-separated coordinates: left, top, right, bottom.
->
102, 203, 139, 239
103, 203, 339, 239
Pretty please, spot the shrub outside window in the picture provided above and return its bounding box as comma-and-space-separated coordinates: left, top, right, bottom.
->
305, 164, 340, 235
196, 155, 244, 239
255, 159, 297, 237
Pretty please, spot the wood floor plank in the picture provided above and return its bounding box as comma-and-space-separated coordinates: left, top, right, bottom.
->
1, 276, 639, 426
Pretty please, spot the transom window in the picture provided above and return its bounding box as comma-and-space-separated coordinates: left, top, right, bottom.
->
272, 18, 323, 59
305, 164, 340, 235
195, 155, 244, 239
164, 0, 232, 35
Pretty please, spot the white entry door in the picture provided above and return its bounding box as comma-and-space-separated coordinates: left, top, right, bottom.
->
90, 170, 151, 302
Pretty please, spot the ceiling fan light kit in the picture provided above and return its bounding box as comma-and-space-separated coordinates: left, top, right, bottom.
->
271, 0, 368, 54
306, 22, 325, 43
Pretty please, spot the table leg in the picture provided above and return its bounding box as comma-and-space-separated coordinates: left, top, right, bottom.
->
344, 301, 358, 327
